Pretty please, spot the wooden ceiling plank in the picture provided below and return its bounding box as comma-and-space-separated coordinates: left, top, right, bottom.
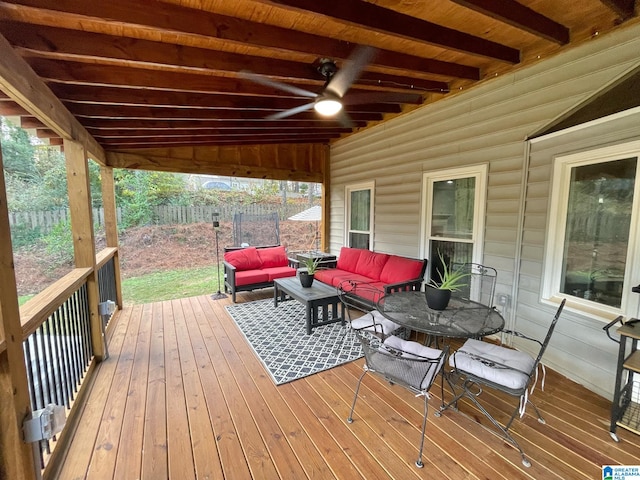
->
451, 0, 570, 44
599, 0, 636, 19
0, 33, 104, 162
265, 0, 520, 63
1, 22, 447, 93
0, 0, 479, 79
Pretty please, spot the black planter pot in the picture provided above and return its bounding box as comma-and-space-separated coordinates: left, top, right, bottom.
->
425, 287, 451, 310
299, 272, 315, 288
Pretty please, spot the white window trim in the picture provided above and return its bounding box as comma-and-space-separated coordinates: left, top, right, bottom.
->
542, 140, 640, 319
345, 181, 375, 250
419, 164, 488, 266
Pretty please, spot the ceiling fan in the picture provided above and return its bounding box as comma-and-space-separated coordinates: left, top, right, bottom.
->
239, 45, 423, 125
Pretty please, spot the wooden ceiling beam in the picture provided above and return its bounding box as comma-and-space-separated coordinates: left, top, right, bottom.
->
600, 0, 636, 19
266, 0, 520, 63
0, 0, 479, 80
78, 118, 368, 129
51, 85, 406, 114
0, 100, 29, 116
106, 144, 328, 183
64, 103, 384, 122
89, 128, 352, 137
0, 33, 104, 162
98, 133, 340, 144
2, 22, 448, 93
20, 116, 46, 129
451, 0, 569, 44
28, 58, 421, 97
105, 139, 331, 148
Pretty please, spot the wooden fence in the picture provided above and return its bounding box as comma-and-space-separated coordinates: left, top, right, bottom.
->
9, 204, 314, 234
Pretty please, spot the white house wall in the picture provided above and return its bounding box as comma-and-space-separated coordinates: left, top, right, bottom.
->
329, 22, 640, 399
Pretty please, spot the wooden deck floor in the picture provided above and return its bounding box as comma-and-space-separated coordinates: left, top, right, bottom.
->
52, 291, 640, 479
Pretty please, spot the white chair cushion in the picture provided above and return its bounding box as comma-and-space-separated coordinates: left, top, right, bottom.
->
383, 335, 442, 360
351, 310, 401, 336
381, 335, 443, 390
450, 339, 534, 391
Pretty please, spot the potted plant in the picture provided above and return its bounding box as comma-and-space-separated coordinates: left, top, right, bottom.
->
299, 256, 320, 288
425, 251, 469, 310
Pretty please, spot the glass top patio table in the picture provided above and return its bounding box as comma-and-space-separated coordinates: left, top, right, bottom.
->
377, 291, 505, 339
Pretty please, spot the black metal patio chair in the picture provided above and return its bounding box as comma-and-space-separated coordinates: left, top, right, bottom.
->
452, 262, 497, 307
347, 329, 448, 468
439, 299, 566, 467
337, 280, 403, 338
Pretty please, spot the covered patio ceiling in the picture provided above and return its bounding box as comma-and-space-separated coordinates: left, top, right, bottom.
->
0, 0, 638, 178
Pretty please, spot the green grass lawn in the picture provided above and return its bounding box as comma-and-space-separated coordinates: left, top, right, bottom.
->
122, 265, 223, 304
18, 265, 223, 306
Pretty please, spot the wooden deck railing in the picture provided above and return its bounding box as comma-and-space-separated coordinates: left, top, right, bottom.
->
13, 247, 120, 472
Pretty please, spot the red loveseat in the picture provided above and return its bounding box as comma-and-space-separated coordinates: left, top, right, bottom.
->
223, 245, 297, 302
314, 247, 427, 309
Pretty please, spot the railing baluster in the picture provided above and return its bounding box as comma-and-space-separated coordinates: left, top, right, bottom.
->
22, 339, 38, 410
33, 325, 48, 409
53, 309, 72, 407
63, 298, 80, 394
42, 319, 61, 407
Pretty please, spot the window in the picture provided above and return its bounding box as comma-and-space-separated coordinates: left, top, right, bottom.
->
345, 182, 374, 250
544, 141, 640, 317
421, 166, 487, 281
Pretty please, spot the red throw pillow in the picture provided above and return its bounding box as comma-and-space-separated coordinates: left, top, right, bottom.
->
354, 250, 389, 281
223, 247, 263, 271
258, 246, 288, 268
336, 247, 363, 272
380, 255, 424, 284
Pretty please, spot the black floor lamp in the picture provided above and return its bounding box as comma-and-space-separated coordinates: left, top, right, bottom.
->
211, 212, 227, 300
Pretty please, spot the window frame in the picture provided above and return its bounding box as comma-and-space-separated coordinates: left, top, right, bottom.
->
420, 165, 488, 273
542, 140, 640, 318
345, 181, 375, 250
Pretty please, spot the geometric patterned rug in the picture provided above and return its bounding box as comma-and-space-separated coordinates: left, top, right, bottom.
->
225, 298, 363, 385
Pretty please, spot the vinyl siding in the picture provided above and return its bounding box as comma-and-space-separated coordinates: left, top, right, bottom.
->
329, 22, 640, 398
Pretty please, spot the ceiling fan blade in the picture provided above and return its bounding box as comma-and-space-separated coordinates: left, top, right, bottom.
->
335, 110, 355, 128
265, 102, 316, 120
239, 71, 318, 98
325, 45, 377, 98
342, 91, 423, 105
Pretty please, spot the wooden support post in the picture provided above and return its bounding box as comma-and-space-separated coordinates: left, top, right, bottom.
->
64, 140, 105, 361
0, 142, 37, 479
100, 166, 123, 310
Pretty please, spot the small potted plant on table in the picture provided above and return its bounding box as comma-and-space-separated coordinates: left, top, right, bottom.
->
299, 256, 320, 288
425, 251, 469, 310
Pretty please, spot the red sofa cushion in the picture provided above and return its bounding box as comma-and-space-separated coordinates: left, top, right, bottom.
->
224, 247, 262, 271
354, 250, 389, 281
234, 270, 270, 286
380, 255, 424, 284
336, 247, 362, 272
265, 266, 297, 281
258, 246, 289, 268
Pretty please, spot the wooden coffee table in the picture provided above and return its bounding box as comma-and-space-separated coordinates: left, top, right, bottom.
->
274, 277, 345, 334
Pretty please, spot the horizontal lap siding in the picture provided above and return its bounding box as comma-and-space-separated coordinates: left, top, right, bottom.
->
330, 23, 640, 398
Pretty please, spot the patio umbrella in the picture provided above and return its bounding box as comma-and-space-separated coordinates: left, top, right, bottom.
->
288, 205, 322, 251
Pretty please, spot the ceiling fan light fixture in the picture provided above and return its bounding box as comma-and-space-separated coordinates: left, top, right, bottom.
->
314, 98, 342, 116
